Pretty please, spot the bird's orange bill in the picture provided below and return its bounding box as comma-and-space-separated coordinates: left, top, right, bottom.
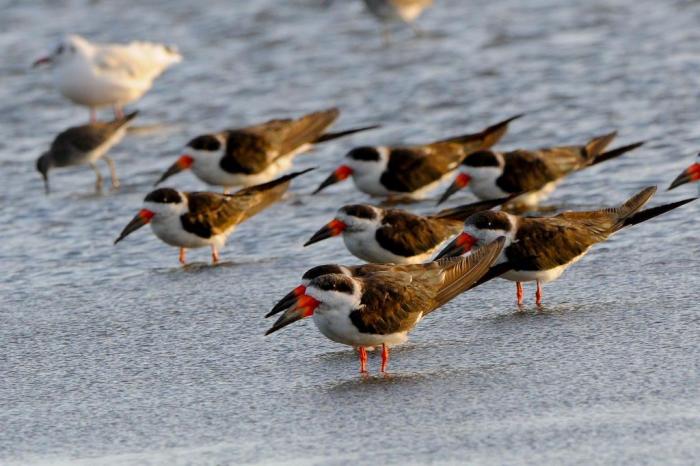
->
437, 173, 472, 205
304, 219, 347, 246
265, 285, 306, 318
155, 155, 194, 186
32, 56, 52, 67
312, 165, 353, 194
434, 232, 478, 260
668, 163, 700, 190
114, 209, 155, 244
265, 294, 320, 335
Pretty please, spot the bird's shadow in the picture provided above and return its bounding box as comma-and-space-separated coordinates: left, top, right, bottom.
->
486, 302, 591, 322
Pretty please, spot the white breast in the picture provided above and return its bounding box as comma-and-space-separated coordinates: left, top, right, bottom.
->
501, 249, 591, 284
191, 145, 310, 189
150, 215, 227, 249
343, 229, 441, 264
313, 307, 411, 348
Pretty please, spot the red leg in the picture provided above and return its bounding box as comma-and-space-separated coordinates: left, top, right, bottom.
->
358, 347, 368, 374
516, 282, 524, 306
90, 107, 97, 123
536, 280, 543, 306
179, 248, 186, 265
113, 105, 124, 119
380, 344, 390, 373
211, 246, 220, 264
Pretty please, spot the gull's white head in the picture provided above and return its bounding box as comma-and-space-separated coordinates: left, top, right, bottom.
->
33, 34, 91, 68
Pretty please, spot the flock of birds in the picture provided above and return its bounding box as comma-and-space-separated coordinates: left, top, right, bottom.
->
32, 0, 700, 376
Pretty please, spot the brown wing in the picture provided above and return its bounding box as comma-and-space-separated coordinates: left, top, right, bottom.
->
179, 192, 250, 238
350, 238, 505, 333
244, 108, 339, 157
507, 187, 657, 270
496, 147, 586, 193
350, 270, 435, 336
219, 130, 275, 175
220, 109, 339, 175
380, 144, 463, 193
375, 211, 460, 257
439, 114, 523, 153
181, 172, 300, 237
506, 216, 611, 271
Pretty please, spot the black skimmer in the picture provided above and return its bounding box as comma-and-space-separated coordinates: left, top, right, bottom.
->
155, 108, 377, 192
436, 186, 695, 305
313, 115, 522, 201
668, 154, 700, 192
266, 263, 389, 319
33, 35, 181, 122
265, 237, 506, 374
36, 111, 138, 194
437, 132, 645, 207
304, 197, 512, 264
114, 169, 313, 264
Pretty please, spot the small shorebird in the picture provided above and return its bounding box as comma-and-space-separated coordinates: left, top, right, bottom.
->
36, 111, 138, 194
313, 115, 522, 201
437, 132, 645, 207
265, 237, 505, 374
33, 34, 181, 122
114, 169, 313, 265
435, 186, 695, 306
362, 0, 434, 39
304, 197, 511, 264
668, 154, 700, 192
155, 108, 377, 192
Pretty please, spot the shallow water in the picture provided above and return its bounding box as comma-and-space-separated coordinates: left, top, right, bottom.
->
1, 0, 699, 464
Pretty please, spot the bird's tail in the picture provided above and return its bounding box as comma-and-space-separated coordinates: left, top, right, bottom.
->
431, 237, 506, 310
231, 168, 315, 196
134, 41, 182, 66
623, 197, 696, 228
227, 168, 315, 223
314, 125, 380, 144
591, 141, 645, 166
432, 195, 515, 221
114, 110, 139, 128
583, 132, 617, 160
439, 114, 524, 152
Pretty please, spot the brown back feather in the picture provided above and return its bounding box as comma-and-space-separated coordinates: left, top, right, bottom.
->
432, 237, 505, 310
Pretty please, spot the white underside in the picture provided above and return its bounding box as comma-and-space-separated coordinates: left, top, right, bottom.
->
470, 176, 561, 207
191, 145, 310, 189
149, 215, 232, 249
353, 169, 454, 200
313, 308, 413, 348
343, 229, 444, 264
500, 250, 590, 283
